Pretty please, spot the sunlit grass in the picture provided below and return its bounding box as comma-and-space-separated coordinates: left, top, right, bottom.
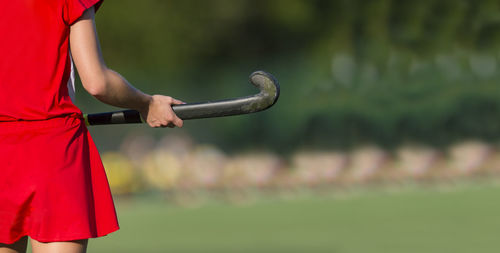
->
86, 182, 500, 253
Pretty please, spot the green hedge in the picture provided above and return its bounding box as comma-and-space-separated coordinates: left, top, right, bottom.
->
79, 0, 500, 152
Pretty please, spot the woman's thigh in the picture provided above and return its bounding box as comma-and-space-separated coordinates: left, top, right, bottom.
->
0, 236, 27, 253
30, 239, 88, 253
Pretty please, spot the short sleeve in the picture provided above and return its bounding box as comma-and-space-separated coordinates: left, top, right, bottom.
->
64, 0, 103, 25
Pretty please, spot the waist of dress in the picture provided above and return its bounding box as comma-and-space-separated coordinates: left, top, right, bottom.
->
0, 114, 84, 132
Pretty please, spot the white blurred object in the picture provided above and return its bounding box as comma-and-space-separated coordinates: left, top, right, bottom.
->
223, 152, 282, 189
448, 140, 492, 175
290, 151, 347, 185
182, 145, 227, 189
345, 146, 387, 182
396, 145, 440, 178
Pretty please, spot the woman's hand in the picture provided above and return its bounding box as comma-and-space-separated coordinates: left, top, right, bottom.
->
139, 95, 184, 128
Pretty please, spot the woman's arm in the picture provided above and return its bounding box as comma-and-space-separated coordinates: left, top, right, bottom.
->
69, 7, 183, 128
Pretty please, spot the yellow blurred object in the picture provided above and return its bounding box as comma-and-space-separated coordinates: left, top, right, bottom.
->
101, 152, 138, 195
142, 150, 183, 190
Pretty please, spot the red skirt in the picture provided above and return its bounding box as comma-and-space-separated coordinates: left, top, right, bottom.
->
0, 116, 119, 244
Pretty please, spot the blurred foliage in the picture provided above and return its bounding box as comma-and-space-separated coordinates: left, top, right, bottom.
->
95, 0, 327, 73
76, 0, 500, 152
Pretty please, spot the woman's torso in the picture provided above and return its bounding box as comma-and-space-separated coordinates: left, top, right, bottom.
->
0, 0, 82, 121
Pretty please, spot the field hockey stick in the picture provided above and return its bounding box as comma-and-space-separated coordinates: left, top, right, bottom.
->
84, 71, 280, 126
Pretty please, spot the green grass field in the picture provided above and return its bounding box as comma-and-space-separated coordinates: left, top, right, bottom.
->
87, 183, 500, 253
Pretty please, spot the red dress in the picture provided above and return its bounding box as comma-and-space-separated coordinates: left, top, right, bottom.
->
0, 0, 119, 243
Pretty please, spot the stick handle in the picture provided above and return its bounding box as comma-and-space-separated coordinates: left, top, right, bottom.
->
84, 109, 142, 125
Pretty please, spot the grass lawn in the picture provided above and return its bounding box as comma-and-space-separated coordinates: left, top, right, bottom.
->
85, 183, 500, 253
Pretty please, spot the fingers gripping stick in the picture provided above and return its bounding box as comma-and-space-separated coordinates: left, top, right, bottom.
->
84, 71, 280, 126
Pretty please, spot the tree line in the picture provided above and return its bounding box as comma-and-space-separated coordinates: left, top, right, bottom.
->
80, 0, 500, 151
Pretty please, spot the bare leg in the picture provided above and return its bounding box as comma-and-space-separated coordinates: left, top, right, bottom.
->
0, 236, 28, 253
30, 238, 88, 253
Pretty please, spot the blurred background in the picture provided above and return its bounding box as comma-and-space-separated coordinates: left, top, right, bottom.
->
74, 0, 500, 252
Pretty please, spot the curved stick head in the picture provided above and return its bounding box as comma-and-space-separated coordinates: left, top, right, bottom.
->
249, 71, 280, 110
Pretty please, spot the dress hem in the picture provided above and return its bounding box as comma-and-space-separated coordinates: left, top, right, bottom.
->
0, 225, 120, 244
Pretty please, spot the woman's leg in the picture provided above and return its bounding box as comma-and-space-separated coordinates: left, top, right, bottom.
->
30, 238, 88, 253
0, 236, 28, 253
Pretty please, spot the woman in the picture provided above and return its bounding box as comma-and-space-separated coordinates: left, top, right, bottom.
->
0, 1, 183, 252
